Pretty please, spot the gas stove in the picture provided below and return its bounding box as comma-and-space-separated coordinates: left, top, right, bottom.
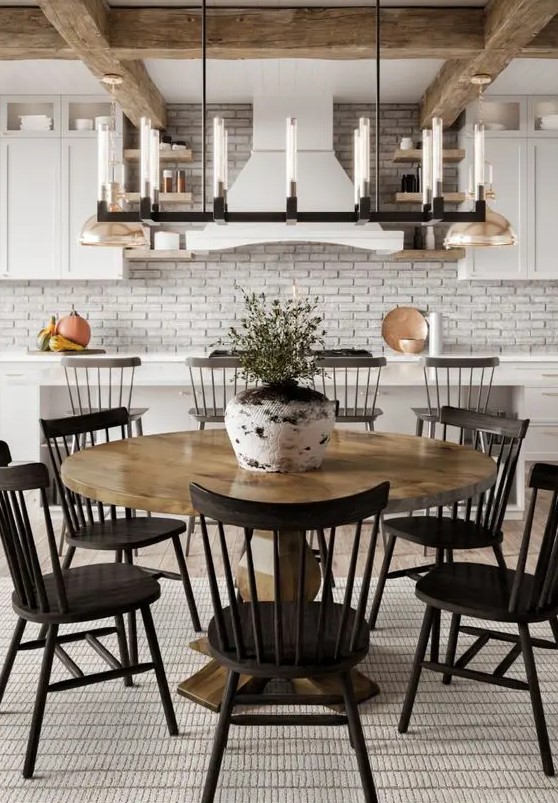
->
209, 349, 373, 358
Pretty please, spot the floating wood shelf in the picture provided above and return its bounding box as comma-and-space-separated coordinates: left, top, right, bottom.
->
124, 148, 192, 162
395, 192, 466, 204
125, 249, 193, 262
393, 148, 465, 164
393, 249, 466, 262
126, 192, 193, 204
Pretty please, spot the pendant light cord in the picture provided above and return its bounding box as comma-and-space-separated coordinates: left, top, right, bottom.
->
375, 0, 380, 213
202, 0, 207, 214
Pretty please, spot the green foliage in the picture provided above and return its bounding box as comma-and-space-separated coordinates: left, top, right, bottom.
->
227, 288, 326, 386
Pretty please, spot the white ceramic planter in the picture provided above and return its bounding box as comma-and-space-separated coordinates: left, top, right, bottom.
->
225, 385, 336, 473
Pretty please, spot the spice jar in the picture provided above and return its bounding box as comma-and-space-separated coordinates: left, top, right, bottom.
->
176, 169, 187, 193
162, 169, 174, 193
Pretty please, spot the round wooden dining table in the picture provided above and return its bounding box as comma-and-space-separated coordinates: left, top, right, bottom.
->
61, 428, 497, 711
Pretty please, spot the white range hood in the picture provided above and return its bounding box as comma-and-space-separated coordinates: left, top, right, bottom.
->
188, 95, 403, 254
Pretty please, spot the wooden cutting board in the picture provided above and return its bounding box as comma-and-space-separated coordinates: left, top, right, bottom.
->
27, 349, 107, 355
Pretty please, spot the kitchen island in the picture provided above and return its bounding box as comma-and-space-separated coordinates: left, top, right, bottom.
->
1, 351, 557, 517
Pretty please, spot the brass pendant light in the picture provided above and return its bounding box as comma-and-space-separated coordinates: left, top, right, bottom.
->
445, 74, 516, 250
80, 74, 149, 249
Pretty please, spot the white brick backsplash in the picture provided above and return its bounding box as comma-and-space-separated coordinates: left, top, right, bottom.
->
1, 101, 558, 353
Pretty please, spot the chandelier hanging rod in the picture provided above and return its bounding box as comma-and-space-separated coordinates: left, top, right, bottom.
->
96, 0, 487, 228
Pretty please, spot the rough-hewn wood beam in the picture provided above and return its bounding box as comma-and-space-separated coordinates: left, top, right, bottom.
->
0, 8, 74, 59
36, 0, 166, 128
108, 7, 484, 60
522, 16, 558, 57
420, 0, 558, 128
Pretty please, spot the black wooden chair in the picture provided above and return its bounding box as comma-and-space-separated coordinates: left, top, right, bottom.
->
0, 460, 178, 778
368, 406, 529, 637
399, 462, 558, 777
413, 356, 499, 438
189, 480, 389, 803
40, 408, 201, 657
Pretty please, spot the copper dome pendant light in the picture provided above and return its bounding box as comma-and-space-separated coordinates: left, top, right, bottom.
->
445, 74, 517, 250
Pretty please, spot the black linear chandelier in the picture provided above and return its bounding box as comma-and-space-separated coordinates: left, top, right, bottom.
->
95, 0, 488, 231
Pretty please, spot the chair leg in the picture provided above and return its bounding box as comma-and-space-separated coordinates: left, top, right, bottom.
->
429, 549, 444, 663
57, 519, 67, 557
550, 617, 558, 645
124, 550, 138, 666
398, 605, 435, 734
379, 513, 387, 549
115, 614, 133, 688
368, 534, 396, 630
518, 622, 555, 776
340, 671, 378, 803
493, 543, 507, 572
140, 604, 178, 736
23, 624, 58, 779
201, 671, 240, 803
415, 417, 424, 437
185, 515, 195, 557
442, 613, 461, 686
62, 545, 75, 571
0, 618, 26, 706
428, 419, 436, 438
171, 534, 201, 632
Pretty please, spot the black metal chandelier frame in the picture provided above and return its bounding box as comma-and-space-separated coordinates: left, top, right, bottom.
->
97, 0, 487, 229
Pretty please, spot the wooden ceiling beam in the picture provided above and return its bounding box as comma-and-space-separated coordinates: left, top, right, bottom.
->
0, 8, 74, 59
420, 0, 558, 128
36, 0, 166, 128
108, 7, 484, 60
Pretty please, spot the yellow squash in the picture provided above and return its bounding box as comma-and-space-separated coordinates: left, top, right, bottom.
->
48, 335, 85, 352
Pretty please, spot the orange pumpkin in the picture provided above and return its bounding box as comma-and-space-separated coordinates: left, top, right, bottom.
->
55, 306, 91, 347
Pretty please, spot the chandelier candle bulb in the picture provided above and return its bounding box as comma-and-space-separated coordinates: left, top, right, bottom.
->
140, 117, 151, 200
97, 123, 109, 203
431, 117, 444, 198
359, 117, 370, 197
286, 117, 297, 198
223, 128, 229, 194
421, 129, 432, 207
474, 122, 486, 201
353, 128, 361, 206
150, 128, 160, 204
213, 117, 225, 199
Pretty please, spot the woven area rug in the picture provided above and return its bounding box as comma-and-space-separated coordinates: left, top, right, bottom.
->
0, 576, 556, 803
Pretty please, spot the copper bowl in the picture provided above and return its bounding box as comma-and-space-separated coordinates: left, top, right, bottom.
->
398, 338, 425, 354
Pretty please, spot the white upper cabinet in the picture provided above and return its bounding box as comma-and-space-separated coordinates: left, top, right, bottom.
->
60, 138, 123, 280
0, 138, 60, 280
527, 140, 558, 280
458, 94, 558, 281
0, 94, 126, 281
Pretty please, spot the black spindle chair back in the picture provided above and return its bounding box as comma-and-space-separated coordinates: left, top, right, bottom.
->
40, 408, 130, 538
189, 482, 389, 674
61, 356, 141, 416
422, 356, 499, 417
0, 440, 11, 467
0, 462, 68, 615
186, 356, 250, 423
314, 356, 386, 426
511, 462, 558, 616
439, 406, 529, 539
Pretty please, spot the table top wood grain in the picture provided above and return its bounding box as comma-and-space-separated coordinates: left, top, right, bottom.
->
61, 429, 498, 516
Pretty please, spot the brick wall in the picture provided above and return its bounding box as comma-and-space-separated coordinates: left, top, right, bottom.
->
0, 103, 556, 354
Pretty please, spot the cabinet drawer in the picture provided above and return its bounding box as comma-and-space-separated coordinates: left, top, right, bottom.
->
524, 423, 558, 459
523, 387, 558, 421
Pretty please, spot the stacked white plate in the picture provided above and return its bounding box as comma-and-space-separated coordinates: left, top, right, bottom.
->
539, 114, 558, 130
18, 115, 52, 131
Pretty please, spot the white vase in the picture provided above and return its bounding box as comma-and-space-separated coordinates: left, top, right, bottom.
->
225, 385, 337, 473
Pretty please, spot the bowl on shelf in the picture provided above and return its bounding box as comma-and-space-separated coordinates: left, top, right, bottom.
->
398, 338, 425, 355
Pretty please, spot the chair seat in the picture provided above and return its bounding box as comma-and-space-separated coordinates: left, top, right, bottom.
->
385, 515, 502, 550
336, 408, 383, 423
207, 601, 370, 678
416, 562, 557, 624
188, 407, 225, 423
65, 407, 148, 421
66, 516, 186, 550
411, 407, 438, 422
12, 562, 161, 624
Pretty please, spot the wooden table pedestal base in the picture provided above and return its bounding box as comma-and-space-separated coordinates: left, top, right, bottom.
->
176, 637, 380, 713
